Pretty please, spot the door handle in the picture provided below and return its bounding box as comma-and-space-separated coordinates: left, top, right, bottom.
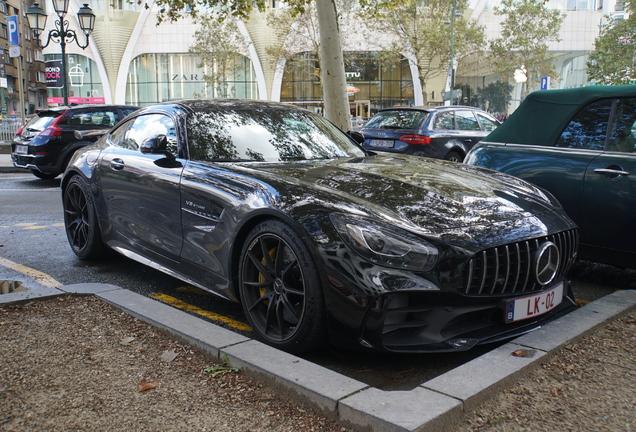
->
594, 167, 629, 177
110, 158, 125, 170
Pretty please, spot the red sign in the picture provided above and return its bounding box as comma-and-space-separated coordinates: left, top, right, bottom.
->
47, 97, 106, 105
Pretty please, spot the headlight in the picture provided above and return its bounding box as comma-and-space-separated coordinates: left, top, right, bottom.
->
330, 214, 438, 272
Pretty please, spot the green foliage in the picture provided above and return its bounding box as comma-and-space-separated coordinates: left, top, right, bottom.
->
488, 0, 564, 93
587, 0, 636, 85
360, 0, 485, 100
148, 0, 311, 23
188, 14, 249, 95
204, 355, 240, 377
473, 81, 513, 114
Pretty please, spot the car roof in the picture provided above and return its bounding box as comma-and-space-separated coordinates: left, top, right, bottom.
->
485, 85, 636, 145
378, 105, 477, 113
35, 104, 138, 116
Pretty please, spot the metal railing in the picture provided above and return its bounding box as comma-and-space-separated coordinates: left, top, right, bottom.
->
0, 119, 23, 142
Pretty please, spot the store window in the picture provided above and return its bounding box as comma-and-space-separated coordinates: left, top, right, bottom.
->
280, 51, 414, 117
44, 54, 105, 105
126, 53, 258, 106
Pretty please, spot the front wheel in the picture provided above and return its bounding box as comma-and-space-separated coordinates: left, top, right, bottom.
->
63, 176, 107, 260
238, 220, 327, 353
444, 151, 463, 163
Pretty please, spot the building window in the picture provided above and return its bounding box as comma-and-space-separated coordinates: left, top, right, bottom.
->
36, 71, 46, 83
1, 23, 6, 39
280, 51, 414, 116
35, 50, 44, 62
126, 52, 258, 106
0, 2, 8, 14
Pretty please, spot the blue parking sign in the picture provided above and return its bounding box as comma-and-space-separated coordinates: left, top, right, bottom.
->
541, 77, 550, 90
7, 16, 19, 47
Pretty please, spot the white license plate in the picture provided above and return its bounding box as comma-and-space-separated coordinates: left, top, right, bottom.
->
505, 282, 563, 323
15, 145, 28, 154
370, 139, 394, 148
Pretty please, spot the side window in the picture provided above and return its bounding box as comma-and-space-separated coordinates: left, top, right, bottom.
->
89, 111, 117, 127
556, 99, 613, 150
456, 110, 481, 131
127, 114, 179, 157
608, 98, 636, 153
433, 112, 454, 130
108, 121, 133, 149
477, 113, 500, 132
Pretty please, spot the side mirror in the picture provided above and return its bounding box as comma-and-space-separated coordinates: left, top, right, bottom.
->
140, 134, 170, 156
347, 130, 365, 145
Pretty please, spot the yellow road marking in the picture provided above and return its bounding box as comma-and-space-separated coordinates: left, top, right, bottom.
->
22, 226, 49, 230
15, 223, 36, 226
151, 293, 252, 332
0, 257, 62, 288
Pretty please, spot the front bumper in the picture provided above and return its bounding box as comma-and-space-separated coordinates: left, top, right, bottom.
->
358, 281, 576, 352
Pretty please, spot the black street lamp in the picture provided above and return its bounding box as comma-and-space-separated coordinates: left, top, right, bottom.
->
26, 1, 95, 106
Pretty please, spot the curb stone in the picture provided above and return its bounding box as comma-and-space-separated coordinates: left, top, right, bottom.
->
0, 283, 634, 431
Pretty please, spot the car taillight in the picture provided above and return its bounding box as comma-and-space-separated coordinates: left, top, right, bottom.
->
39, 126, 62, 137
15, 126, 24, 135
400, 135, 431, 145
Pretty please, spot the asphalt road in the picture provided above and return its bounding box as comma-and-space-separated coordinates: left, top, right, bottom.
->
1, 172, 634, 390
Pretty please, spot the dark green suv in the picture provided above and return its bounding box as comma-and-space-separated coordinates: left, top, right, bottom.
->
11, 105, 138, 179
465, 85, 636, 268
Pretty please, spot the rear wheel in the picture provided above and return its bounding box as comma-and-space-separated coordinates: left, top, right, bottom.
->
30, 169, 58, 180
238, 220, 327, 353
445, 151, 463, 163
63, 176, 107, 260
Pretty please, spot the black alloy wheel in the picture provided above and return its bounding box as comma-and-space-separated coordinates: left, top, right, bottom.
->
239, 220, 326, 353
63, 176, 107, 260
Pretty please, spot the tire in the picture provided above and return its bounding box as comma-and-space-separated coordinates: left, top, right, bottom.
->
63, 176, 107, 260
444, 151, 463, 163
238, 220, 327, 353
30, 169, 59, 180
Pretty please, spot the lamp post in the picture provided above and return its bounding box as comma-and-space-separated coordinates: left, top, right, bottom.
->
25, 1, 95, 106
445, 3, 462, 105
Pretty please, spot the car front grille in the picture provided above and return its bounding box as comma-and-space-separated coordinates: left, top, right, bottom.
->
463, 229, 578, 297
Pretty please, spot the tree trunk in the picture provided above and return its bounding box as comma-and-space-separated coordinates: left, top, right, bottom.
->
316, 0, 352, 131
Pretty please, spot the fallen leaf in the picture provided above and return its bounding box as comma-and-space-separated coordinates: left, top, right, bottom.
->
160, 349, 179, 363
565, 365, 575, 371
550, 387, 562, 397
511, 349, 531, 357
119, 337, 136, 346
138, 378, 159, 392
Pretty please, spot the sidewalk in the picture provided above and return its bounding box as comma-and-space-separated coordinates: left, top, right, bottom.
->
0, 277, 634, 431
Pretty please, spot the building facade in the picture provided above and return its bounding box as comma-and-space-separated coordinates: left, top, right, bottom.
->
16, 0, 631, 118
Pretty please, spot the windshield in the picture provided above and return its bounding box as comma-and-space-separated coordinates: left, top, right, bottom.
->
364, 110, 428, 130
186, 107, 365, 162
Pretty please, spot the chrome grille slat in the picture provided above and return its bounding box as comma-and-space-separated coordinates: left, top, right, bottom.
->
463, 229, 578, 297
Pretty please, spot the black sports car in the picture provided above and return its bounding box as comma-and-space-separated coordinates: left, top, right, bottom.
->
61, 99, 578, 354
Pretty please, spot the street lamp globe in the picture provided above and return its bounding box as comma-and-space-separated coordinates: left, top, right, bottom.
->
77, 4, 96, 36
52, 0, 70, 18
25, 3, 48, 37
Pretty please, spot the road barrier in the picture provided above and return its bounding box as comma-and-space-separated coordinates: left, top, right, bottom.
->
0, 118, 23, 142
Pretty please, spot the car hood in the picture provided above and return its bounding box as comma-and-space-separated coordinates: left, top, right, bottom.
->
234, 155, 570, 238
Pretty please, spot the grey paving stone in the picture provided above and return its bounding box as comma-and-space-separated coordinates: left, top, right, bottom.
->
60, 283, 122, 295
338, 386, 463, 432
515, 290, 636, 352
0, 287, 64, 305
97, 288, 250, 357
422, 342, 546, 413
222, 340, 368, 416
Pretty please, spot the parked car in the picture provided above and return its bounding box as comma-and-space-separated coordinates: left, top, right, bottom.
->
11, 104, 139, 179
62, 99, 578, 354
465, 85, 636, 269
360, 105, 501, 162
